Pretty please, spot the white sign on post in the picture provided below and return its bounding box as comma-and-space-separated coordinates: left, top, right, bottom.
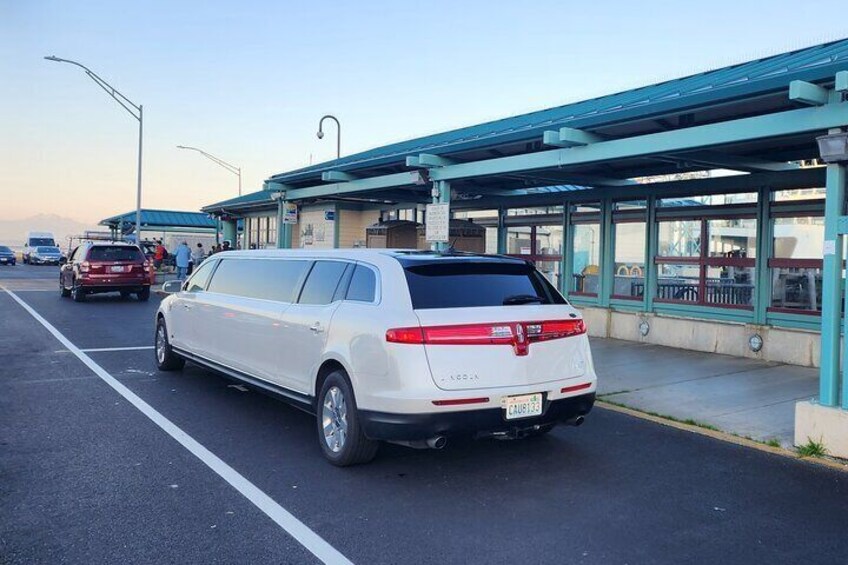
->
282, 202, 298, 224
425, 203, 450, 242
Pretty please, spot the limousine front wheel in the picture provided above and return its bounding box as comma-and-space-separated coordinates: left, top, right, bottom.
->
155, 318, 185, 372
317, 370, 378, 466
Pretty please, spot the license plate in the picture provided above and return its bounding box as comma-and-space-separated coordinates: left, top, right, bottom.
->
110, 265, 125, 273
504, 393, 543, 420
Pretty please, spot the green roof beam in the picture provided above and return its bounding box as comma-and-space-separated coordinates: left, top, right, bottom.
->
430, 101, 848, 182
789, 80, 829, 106
418, 153, 456, 167
284, 170, 428, 200
661, 150, 800, 172
836, 71, 848, 92
543, 127, 604, 147
321, 171, 357, 182
405, 156, 422, 167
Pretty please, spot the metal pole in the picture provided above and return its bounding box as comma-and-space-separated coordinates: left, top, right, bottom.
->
135, 105, 143, 243
238, 168, 242, 196
317, 115, 341, 159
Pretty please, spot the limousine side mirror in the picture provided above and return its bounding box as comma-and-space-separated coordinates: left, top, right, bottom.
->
162, 280, 183, 294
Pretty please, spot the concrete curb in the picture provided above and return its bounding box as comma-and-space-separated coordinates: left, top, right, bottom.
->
596, 400, 848, 474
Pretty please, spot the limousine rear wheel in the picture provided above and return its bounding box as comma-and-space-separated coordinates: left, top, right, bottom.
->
155, 318, 185, 371
317, 370, 378, 466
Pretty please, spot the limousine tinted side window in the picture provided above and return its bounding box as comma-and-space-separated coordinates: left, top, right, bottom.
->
345, 265, 376, 302
207, 258, 309, 302
299, 261, 349, 305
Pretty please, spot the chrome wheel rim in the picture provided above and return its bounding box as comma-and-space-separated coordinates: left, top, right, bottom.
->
321, 386, 348, 453
156, 325, 167, 364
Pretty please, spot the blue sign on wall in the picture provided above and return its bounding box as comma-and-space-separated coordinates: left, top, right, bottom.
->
324, 210, 335, 221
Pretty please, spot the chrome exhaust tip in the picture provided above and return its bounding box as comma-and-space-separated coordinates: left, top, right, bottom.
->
566, 416, 585, 427
426, 436, 447, 449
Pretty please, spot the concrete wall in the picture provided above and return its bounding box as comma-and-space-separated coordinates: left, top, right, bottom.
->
296, 205, 335, 249
578, 306, 821, 368
338, 209, 380, 248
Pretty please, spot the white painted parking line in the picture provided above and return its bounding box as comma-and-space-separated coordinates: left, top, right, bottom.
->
80, 346, 155, 353
4, 288, 353, 565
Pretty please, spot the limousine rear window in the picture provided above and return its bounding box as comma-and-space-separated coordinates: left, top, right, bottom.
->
403, 261, 565, 310
208, 258, 310, 302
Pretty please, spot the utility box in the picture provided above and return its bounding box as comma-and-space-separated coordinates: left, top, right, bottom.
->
417, 219, 486, 252
365, 220, 420, 249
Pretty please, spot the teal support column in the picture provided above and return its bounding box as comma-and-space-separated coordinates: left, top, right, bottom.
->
820, 163, 846, 407
644, 195, 657, 312
599, 198, 614, 307
496, 207, 507, 254
333, 204, 341, 249
276, 199, 285, 249
563, 203, 574, 299
754, 186, 772, 325
559, 202, 568, 295
222, 219, 237, 247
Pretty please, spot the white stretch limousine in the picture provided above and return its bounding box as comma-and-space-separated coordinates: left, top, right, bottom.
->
155, 249, 597, 466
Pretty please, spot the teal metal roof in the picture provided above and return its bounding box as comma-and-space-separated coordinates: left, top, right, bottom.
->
270, 38, 848, 186
202, 190, 273, 212
100, 209, 217, 230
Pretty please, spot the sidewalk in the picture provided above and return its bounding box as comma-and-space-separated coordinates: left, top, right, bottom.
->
591, 338, 818, 447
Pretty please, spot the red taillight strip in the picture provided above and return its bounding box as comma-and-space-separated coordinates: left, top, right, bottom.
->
432, 397, 490, 406
561, 382, 592, 394
386, 319, 586, 346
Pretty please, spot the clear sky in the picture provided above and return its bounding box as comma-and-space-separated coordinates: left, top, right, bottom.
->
2, 1, 846, 224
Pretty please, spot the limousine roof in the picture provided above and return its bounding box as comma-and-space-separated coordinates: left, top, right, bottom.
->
215, 248, 528, 266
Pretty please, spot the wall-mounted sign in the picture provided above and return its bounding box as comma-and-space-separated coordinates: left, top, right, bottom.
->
324, 210, 335, 222
283, 202, 298, 224
425, 203, 450, 242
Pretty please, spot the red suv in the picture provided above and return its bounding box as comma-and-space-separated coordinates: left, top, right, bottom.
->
60, 242, 152, 302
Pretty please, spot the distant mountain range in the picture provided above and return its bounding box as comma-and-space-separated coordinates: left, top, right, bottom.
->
0, 214, 99, 248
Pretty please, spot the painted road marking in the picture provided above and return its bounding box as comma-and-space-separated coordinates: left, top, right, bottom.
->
4, 288, 352, 565
80, 346, 155, 353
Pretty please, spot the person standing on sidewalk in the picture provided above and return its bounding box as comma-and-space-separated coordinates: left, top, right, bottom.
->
192, 243, 205, 265
153, 240, 167, 270
174, 241, 192, 281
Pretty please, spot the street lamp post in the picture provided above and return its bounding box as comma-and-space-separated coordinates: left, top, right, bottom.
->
176, 145, 242, 196
44, 56, 144, 242
317, 115, 341, 159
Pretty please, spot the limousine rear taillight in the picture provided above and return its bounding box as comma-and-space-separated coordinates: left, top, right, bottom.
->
386, 319, 586, 356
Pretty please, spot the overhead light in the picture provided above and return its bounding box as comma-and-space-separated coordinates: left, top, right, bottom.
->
816, 132, 848, 163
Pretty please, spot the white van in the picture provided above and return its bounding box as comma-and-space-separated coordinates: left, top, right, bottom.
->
23, 232, 57, 264
155, 249, 597, 466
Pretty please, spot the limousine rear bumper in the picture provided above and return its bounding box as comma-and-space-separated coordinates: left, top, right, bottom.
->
358, 392, 595, 441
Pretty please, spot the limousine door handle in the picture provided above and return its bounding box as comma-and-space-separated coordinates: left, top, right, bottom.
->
309, 322, 324, 334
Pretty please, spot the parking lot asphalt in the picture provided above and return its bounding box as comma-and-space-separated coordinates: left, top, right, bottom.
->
2, 266, 848, 564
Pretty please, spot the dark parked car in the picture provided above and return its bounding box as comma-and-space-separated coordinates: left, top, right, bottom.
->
60, 242, 151, 302
0, 246, 16, 266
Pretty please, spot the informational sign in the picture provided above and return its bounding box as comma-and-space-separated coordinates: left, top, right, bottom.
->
824, 239, 836, 255
425, 203, 450, 242
283, 202, 298, 224
324, 210, 335, 222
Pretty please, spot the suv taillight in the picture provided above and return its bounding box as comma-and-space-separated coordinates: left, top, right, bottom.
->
386, 319, 586, 356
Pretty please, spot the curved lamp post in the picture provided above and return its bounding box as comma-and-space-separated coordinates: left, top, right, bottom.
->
44, 55, 143, 241
176, 145, 242, 196
317, 114, 341, 159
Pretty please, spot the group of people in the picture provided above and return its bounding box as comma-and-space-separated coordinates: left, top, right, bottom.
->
152, 239, 232, 281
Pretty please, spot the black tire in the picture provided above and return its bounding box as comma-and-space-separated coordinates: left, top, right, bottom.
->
137, 286, 151, 302
155, 317, 184, 371
317, 370, 378, 466
72, 284, 86, 302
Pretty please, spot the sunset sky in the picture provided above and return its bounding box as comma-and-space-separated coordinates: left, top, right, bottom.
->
2, 0, 847, 225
